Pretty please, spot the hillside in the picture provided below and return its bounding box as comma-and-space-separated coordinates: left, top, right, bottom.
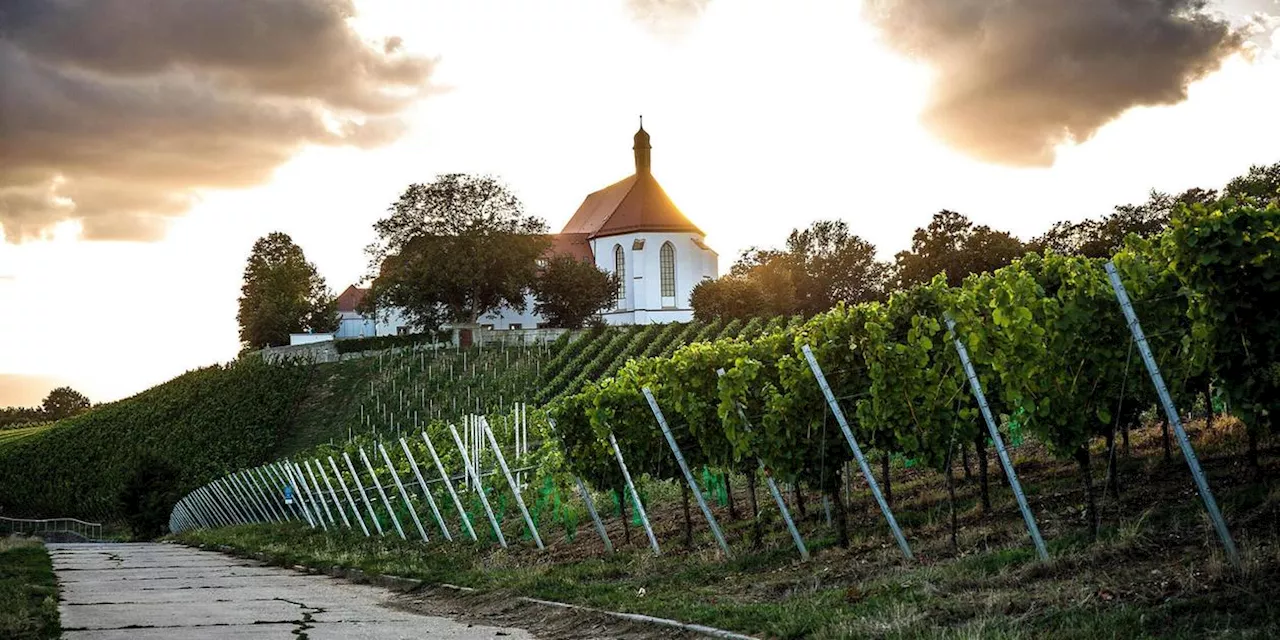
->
0, 319, 771, 525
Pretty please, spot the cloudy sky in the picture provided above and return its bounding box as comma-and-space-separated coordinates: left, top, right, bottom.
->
2, 0, 1279, 406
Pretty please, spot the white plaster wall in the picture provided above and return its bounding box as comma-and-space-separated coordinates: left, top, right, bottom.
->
481, 293, 546, 330
289, 333, 335, 346
592, 231, 717, 323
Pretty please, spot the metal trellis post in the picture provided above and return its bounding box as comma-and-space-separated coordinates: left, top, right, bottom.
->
643, 388, 731, 558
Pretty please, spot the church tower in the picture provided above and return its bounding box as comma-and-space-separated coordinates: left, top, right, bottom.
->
633, 117, 651, 175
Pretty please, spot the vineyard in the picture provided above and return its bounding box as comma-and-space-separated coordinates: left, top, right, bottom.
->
168, 197, 1278, 636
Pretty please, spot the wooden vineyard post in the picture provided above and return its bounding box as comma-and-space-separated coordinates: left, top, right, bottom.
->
546, 418, 613, 553
399, 438, 452, 541
483, 419, 544, 549
422, 430, 477, 541
643, 388, 732, 558
715, 368, 809, 561
328, 457, 370, 536
360, 447, 407, 540
801, 345, 914, 560
1104, 261, 1239, 566
943, 314, 1050, 562
607, 430, 661, 555
343, 452, 385, 535
449, 424, 507, 548
379, 443, 429, 541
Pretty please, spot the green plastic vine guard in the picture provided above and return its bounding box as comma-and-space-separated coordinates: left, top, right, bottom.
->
699, 466, 728, 506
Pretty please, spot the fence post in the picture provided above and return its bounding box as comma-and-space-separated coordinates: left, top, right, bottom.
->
329, 456, 370, 536
295, 462, 330, 530
643, 388, 731, 558
1104, 261, 1239, 566
195, 487, 229, 528
547, 417, 613, 553
399, 438, 452, 541
607, 430, 661, 555
422, 431, 477, 541
801, 344, 914, 560
482, 419, 544, 549
210, 480, 247, 525
251, 467, 288, 521
716, 368, 809, 561
315, 461, 351, 529
360, 447, 406, 539
343, 452, 384, 535
943, 315, 1050, 562
233, 471, 275, 523
299, 463, 335, 527
241, 470, 278, 522
270, 463, 308, 524
280, 463, 318, 528
449, 424, 507, 547
378, 443, 429, 541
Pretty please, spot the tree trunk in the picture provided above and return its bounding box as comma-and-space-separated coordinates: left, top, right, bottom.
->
618, 485, 631, 545
747, 470, 762, 549
1162, 419, 1173, 462
946, 445, 958, 552
830, 483, 849, 548
724, 473, 738, 520
1104, 428, 1122, 500
680, 480, 693, 548
1075, 445, 1099, 541
961, 443, 973, 481
1122, 421, 1131, 458
794, 484, 807, 519
975, 436, 991, 514
881, 454, 893, 506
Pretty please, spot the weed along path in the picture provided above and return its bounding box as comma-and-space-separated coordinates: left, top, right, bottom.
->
48, 542, 534, 639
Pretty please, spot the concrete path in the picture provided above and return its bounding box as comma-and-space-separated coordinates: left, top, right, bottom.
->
48, 543, 535, 639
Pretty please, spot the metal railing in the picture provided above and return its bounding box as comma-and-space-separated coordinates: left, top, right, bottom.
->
1, 516, 103, 541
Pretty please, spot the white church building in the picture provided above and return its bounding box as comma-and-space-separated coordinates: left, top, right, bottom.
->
333, 123, 718, 338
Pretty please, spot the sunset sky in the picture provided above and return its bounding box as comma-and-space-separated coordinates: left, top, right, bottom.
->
2, 0, 1279, 406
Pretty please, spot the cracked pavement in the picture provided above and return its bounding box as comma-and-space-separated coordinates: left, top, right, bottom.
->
49, 543, 535, 639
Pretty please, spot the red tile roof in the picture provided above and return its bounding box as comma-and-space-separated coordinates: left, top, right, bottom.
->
559, 174, 702, 239
548, 232, 594, 262
335, 285, 368, 312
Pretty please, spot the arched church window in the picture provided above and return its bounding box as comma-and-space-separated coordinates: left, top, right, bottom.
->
660, 242, 676, 304
614, 244, 626, 308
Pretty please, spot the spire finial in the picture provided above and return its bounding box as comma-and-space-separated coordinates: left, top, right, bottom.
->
639, 114, 644, 129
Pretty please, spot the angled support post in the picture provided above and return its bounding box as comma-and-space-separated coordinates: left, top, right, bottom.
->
329, 456, 370, 536
253, 467, 289, 520
643, 387, 731, 558
279, 463, 317, 528
607, 430, 661, 555
400, 438, 452, 541
379, 443, 429, 541
715, 368, 809, 561
546, 418, 612, 552
944, 314, 1049, 561
315, 460, 351, 529
801, 344, 914, 561
249, 467, 286, 521
483, 419, 544, 549
423, 430, 477, 541
360, 447, 407, 539
294, 462, 329, 530
1104, 261, 1239, 566
344, 452, 384, 535
270, 463, 307, 523
223, 474, 261, 523
449, 424, 507, 547
234, 471, 275, 522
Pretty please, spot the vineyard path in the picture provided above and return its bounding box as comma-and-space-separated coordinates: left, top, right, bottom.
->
49, 542, 533, 639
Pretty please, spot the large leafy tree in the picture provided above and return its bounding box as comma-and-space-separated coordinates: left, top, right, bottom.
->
237, 232, 338, 349
693, 219, 883, 320
40, 386, 91, 421
365, 174, 550, 331
531, 254, 618, 328
1032, 189, 1216, 258
895, 210, 1025, 288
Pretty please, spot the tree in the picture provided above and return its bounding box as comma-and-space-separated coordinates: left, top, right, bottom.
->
693, 219, 882, 320
119, 455, 182, 540
237, 232, 338, 349
40, 386, 90, 421
1031, 189, 1214, 258
531, 255, 618, 328
365, 174, 550, 332
1223, 162, 1280, 204
895, 210, 1025, 288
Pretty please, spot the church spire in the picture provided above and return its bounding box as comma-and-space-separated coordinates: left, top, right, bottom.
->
633, 116, 651, 175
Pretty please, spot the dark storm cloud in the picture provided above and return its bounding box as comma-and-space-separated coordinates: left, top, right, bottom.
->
0, 0, 434, 242
863, 0, 1249, 166
625, 0, 712, 37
